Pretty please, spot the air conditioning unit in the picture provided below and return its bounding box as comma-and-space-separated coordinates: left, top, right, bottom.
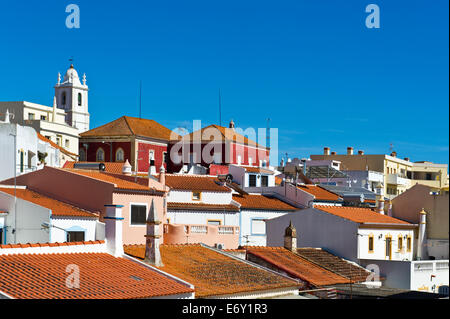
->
215, 243, 225, 250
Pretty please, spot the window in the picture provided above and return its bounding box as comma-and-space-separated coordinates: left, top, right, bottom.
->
251, 219, 265, 235
131, 205, 147, 225
192, 191, 202, 201
116, 148, 124, 162
261, 175, 269, 187
248, 174, 257, 187
207, 220, 222, 226
56, 135, 62, 146
407, 235, 412, 252
79, 148, 86, 161
65, 139, 70, 148
20, 150, 24, 173
385, 235, 392, 259
398, 235, 403, 251
96, 148, 105, 162
163, 151, 168, 164
40, 115, 46, 120
61, 92, 66, 105
78, 93, 82, 106
67, 231, 85, 242
149, 150, 155, 165
28, 113, 35, 120
368, 234, 374, 252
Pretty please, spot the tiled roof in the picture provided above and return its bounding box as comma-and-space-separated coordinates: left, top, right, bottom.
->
164, 174, 231, 192
245, 247, 351, 287
297, 185, 342, 202
232, 194, 297, 211
63, 161, 125, 174
296, 248, 371, 283
0, 252, 193, 299
80, 116, 178, 141
167, 202, 240, 212
124, 244, 300, 298
37, 133, 78, 157
64, 169, 152, 191
0, 188, 98, 218
0, 240, 104, 249
174, 125, 266, 149
241, 166, 274, 175
315, 205, 411, 225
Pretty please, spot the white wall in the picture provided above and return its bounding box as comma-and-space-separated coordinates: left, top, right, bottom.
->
358, 228, 414, 261
51, 217, 97, 243
240, 210, 290, 246
167, 210, 239, 226
410, 260, 449, 293
167, 190, 232, 205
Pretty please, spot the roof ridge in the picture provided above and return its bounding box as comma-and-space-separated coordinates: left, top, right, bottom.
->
122, 116, 136, 135
0, 240, 105, 250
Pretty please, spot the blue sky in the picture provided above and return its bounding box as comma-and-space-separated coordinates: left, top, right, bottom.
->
0, 0, 448, 164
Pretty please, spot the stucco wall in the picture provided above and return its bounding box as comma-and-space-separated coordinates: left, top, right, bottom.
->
240, 210, 290, 246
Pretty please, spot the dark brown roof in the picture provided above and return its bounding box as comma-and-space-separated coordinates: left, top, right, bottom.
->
296, 248, 372, 283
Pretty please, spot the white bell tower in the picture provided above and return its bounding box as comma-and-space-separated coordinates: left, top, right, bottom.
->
54, 63, 90, 133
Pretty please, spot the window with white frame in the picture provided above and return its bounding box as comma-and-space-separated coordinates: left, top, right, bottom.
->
251, 219, 265, 235
116, 148, 124, 162
248, 174, 257, 187
130, 204, 147, 225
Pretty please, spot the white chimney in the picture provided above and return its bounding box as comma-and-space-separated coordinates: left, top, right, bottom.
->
347, 147, 354, 155
122, 159, 132, 175
145, 199, 163, 267
324, 147, 330, 155
159, 165, 166, 185
417, 208, 427, 260
104, 204, 124, 257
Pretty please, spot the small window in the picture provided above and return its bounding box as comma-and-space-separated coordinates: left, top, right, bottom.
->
368, 235, 374, 252
78, 93, 82, 106
65, 139, 70, 148
56, 135, 62, 146
28, 113, 35, 120
249, 174, 257, 187
407, 236, 412, 252
40, 115, 46, 120
192, 191, 201, 201
61, 92, 66, 105
261, 175, 269, 187
131, 205, 147, 225
398, 236, 403, 251
207, 220, 222, 226
96, 148, 105, 162
67, 231, 85, 242
149, 150, 155, 165
251, 219, 265, 235
116, 148, 124, 162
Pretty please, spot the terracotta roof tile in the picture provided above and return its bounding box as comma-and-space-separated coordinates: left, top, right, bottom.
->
296, 248, 372, 283
80, 116, 178, 141
0, 252, 193, 299
0, 241, 105, 250
241, 166, 274, 174
315, 205, 411, 224
164, 174, 231, 192
0, 188, 98, 218
167, 202, 240, 212
64, 169, 151, 191
245, 247, 351, 287
297, 185, 342, 202
232, 194, 297, 211
124, 244, 299, 298
63, 161, 125, 174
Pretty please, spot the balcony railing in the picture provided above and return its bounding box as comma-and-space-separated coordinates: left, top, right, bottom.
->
163, 223, 240, 249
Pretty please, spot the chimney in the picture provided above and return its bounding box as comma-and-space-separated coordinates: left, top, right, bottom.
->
3, 109, 10, 123
386, 199, 393, 217
229, 119, 235, 129
284, 221, 297, 252
358, 150, 364, 155
390, 151, 397, 158
159, 164, 166, 185
404, 157, 410, 162
122, 159, 132, 175
377, 198, 385, 215
347, 147, 354, 155
324, 147, 330, 155
417, 208, 427, 260
145, 199, 163, 267
331, 151, 337, 155
104, 204, 125, 257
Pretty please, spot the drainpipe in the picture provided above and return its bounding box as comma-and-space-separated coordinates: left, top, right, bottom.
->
417, 208, 427, 260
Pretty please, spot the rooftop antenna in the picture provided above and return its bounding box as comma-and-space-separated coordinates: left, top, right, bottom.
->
218, 88, 222, 126
139, 80, 142, 119
389, 142, 394, 153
